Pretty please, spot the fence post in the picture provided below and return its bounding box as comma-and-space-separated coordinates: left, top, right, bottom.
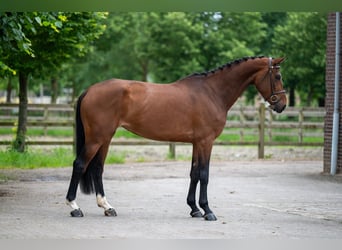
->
258, 103, 265, 159
268, 108, 273, 142
239, 106, 245, 142
43, 105, 48, 136
169, 142, 176, 159
299, 107, 304, 143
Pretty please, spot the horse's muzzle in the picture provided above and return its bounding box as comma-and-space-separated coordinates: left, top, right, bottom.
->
271, 103, 286, 113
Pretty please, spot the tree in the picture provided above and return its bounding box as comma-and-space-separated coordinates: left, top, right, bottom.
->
260, 12, 288, 54
100, 12, 203, 83
243, 13, 288, 104
271, 12, 327, 106
191, 12, 267, 104
0, 13, 36, 103
29, 12, 107, 104
0, 13, 34, 76
145, 12, 203, 82
0, 12, 107, 152
187, 12, 266, 71
59, 12, 203, 91
61, 12, 268, 94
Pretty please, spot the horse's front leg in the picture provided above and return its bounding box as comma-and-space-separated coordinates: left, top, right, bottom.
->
198, 161, 217, 221
187, 141, 217, 221
186, 159, 203, 218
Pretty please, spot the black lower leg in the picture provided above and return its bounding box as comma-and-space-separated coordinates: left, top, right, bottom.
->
187, 160, 203, 217
187, 180, 202, 217
66, 158, 84, 202
92, 156, 105, 197
199, 183, 214, 217
91, 152, 117, 217
66, 158, 85, 217
199, 167, 217, 221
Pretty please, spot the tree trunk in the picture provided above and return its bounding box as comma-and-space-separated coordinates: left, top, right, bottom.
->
289, 86, 295, 107
6, 76, 12, 103
318, 97, 325, 107
139, 60, 148, 82
51, 77, 58, 104
306, 89, 313, 106
14, 72, 29, 152
71, 80, 76, 104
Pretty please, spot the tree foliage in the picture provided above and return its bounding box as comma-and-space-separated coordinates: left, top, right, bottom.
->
271, 12, 327, 106
0, 12, 35, 75
1, 12, 329, 106
62, 12, 267, 96
0, 12, 107, 151
1, 12, 107, 77
0, 12, 329, 152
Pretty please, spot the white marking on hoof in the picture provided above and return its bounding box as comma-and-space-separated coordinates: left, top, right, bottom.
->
66, 199, 80, 210
96, 194, 113, 211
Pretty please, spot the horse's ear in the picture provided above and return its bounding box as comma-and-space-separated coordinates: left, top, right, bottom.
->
274, 57, 286, 65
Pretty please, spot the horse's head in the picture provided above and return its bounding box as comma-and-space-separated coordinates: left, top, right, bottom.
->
255, 57, 287, 113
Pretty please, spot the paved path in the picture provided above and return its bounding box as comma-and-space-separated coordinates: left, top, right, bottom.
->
0, 160, 342, 239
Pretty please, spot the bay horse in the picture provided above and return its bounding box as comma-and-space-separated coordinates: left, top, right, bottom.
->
66, 56, 287, 221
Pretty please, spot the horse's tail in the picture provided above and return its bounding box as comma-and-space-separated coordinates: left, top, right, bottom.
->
74, 91, 87, 157
75, 91, 101, 195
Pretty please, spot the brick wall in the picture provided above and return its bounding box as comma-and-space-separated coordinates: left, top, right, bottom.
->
324, 13, 342, 174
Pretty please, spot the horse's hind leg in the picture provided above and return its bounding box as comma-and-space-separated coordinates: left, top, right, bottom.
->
66, 151, 86, 217
66, 143, 100, 217
93, 142, 117, 216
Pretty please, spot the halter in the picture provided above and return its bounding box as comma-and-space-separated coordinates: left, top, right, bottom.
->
264, 57, 286, 104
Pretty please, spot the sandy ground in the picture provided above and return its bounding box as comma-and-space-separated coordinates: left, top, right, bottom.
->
113, 144, 325, 162
1, 145, 342, 239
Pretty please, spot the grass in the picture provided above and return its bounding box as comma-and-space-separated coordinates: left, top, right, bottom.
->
0, 147, 74, 169
114, 129, 141, 139
0, 127, 139, 138
217, 128, 324, 144
0, 124, 323, 171
104, 151, 126, 164
0, 147, 126, 170
0, 127, 73, 137
0, 123, 324, 144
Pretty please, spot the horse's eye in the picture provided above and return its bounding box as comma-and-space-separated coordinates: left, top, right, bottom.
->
275, 74, 281, 80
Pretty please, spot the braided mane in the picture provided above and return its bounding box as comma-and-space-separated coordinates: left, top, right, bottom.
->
184, 56, 265, 79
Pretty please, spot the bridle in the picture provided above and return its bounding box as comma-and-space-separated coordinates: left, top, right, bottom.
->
263, 57, 286, 104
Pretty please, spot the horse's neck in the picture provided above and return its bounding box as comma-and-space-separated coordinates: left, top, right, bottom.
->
209, 63, 260, 111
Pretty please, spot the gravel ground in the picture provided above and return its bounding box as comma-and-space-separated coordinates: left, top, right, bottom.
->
116, 144, 324, 162
2, 144, 342, 239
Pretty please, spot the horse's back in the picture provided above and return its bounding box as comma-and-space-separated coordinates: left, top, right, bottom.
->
80, 78, 226, 143
83, 78, 182, 113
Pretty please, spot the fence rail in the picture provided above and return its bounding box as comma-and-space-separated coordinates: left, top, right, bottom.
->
0, 103, 325, 159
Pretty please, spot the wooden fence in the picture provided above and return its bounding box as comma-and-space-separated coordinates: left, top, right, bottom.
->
0, 103, 325, 159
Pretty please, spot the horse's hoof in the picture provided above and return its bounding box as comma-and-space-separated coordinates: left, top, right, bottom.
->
104, 208, 117, 216
203, 213, 217, 221
190, 210, 203, 218
70, 208, 84, 217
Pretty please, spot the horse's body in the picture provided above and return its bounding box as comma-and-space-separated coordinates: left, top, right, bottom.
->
66, 56, 287, 220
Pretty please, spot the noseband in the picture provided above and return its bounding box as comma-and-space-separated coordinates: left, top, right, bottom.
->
264, 57, 286, 104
